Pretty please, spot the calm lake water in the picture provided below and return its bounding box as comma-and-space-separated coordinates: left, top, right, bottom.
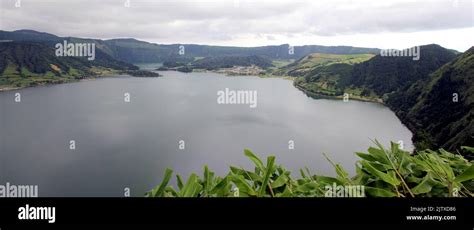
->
0, 70, 413, 196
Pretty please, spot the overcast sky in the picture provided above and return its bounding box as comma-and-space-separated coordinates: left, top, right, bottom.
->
0, 0, 473, 51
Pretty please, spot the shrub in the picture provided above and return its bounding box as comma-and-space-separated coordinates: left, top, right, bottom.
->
146, 141, 474, 197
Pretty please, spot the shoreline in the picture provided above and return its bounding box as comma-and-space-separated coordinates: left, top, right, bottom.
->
0, 67, 164, 92
293, 82, 385, 105
0, 79, 79, 92
0, 73, 121, 92
225, 73, 294, 80
2, 69, 379, 107
159, 68, 294, 80
294, 81, 420, 153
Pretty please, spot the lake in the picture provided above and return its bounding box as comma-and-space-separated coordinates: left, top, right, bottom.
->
0, 70, 413, 196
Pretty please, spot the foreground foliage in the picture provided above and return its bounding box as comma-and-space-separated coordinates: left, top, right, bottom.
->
146, 141, 474, 197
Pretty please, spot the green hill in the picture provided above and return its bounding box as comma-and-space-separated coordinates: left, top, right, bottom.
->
294, 45, 458, 98
0, 30, 380, 63
0, 41, 137, 89
275, 53, 374, 77
294, 63, 354, 96
190, 55, 273, 70
386, 47, 474, 151
349, 44, 457, 96
293, 44, 472, 152
287, 53, 374, 98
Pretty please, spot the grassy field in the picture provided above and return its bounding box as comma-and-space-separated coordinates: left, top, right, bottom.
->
299, 53, 375, 65
282, 53, 381, 103
271, 59, 295, 67
274, 53, 374, 76
0, 61, 120, 91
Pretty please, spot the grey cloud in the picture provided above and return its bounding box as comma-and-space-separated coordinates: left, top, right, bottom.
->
0, 0, 472, 44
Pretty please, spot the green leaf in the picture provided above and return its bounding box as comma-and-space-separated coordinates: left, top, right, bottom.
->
244, 149, 265, 172
209, 176, 230, 195
335, 164, 349, 181
295, 181, 321, 194
398, 153, 415, 175
277, 185, 293, 197
360, 161, 400, 186
230, 166, 262, 182
152, 168, 173, 197
315, 175, 342, 185
180, 173, 202, 197
461, 146, 474, 154
230, 174, 257, 196
455, 165, 474, 183
367, 144, 390, 165
259, 156, 276, 197
176, 174, 184, 190
299, 168, 307, 178
202, 165, 214, 196
411, 173, 434, 195
356, 152, 377, 162
271, 171, 290, 189
323, 153, 350, 183
364, 186, 397, 197
164, 186, 179, 197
